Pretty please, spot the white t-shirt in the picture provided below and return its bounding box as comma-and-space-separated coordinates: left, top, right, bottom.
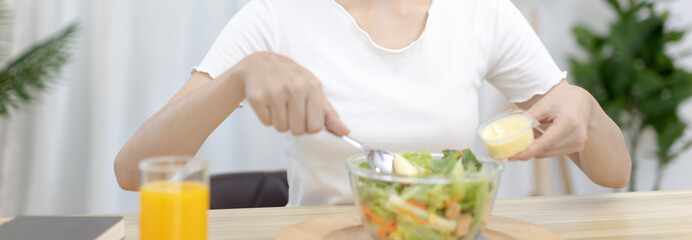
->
194, 0, 565, 206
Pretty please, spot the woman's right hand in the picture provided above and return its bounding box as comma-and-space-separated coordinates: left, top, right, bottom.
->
238, 52, 350, 136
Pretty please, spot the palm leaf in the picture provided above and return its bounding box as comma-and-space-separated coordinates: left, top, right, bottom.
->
0, 23, 78, 116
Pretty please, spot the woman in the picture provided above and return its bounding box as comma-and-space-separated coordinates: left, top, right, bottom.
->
114, 0, 631, 206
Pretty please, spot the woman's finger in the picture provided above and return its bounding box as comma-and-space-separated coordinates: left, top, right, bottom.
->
534, 144, 583, 159
323, 97, 349, 136
270, 93, 289, 132
288, 90, 307, 135
258, 105, 272, 126
306, 90, 324, 134
538, 117, 587, 157
536, 137, 586, 158
514, 116, 575, 160
248, 94, 272, 126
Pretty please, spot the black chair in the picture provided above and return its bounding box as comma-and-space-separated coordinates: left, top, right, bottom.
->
210, 171, 289, 209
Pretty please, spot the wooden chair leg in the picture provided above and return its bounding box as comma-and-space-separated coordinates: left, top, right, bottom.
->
558, 156, 573, 195
532, 158, 552, 196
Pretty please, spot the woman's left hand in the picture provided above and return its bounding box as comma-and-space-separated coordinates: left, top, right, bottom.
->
510, 81, 595, 160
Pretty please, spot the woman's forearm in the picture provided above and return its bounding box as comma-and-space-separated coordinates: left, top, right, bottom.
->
114, 68, 246, 191
571, 97, 631, 188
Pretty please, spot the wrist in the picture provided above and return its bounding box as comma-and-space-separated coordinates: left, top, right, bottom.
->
585, 89, 600, 131
569, 84, 599, 131
217, 62, 247, 100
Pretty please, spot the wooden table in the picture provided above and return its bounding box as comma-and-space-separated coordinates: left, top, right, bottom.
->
5, 190, 692, 239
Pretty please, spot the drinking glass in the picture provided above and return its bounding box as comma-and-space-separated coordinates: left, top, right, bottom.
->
139, 156, 209, 240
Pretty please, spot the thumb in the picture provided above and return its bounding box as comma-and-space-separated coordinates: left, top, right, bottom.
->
323, 97, 350, 136
512, 115, 571, 160
511, 135, 550, 161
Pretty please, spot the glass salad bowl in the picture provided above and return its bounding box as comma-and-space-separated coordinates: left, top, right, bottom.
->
346, 150, 504, 240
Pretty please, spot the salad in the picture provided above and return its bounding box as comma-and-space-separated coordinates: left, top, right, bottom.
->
353, 149, 494, 240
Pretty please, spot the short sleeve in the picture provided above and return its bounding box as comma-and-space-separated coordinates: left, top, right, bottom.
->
193, 0, 278, 79
484, 0, 566, 103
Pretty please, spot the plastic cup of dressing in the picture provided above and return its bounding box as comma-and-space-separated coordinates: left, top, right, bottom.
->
477, 111, 539, 160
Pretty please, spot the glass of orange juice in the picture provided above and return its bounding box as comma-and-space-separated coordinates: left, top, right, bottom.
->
139, 156, 209, 240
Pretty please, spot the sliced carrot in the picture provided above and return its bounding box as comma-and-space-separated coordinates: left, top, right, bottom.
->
405, 199, 428, 211
443, 194, 464, 208
363, 206, 388, 227
377, 227, 388, 239
362, 206, 396, 232
393, 206, 428, 225
362, 206, 376, 217
389, 215, 398, 231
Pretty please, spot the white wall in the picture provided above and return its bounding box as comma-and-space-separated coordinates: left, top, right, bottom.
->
0, 0, 690, 216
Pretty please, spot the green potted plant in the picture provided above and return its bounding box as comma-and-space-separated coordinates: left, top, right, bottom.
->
570, 0, 692, 191
0, 7, 77, 116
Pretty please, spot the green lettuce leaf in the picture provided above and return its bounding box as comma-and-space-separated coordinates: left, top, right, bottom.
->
461, 149, 482, 172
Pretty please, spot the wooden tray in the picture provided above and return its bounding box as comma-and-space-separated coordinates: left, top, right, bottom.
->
276, 212, 563, 240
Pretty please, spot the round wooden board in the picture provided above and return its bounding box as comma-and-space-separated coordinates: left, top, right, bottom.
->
276, 212, 563, 240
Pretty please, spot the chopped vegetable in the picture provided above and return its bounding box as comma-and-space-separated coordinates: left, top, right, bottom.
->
461, 149, 481, 172
393, 153, 419, 176
444, 203, 461, 220
454, 214, 474, 237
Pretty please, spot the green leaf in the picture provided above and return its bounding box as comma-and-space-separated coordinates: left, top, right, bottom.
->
429, 150, 457, 174
605, 0, 623, 14
664, 30, 685, 43
573, 26, 603, 54
460, 149, 481, 172
655, 119, 686, 165
632, 68, 663, 99
0, 23, 78, 116
631, 2, 652, 16
600, 59, 632, 101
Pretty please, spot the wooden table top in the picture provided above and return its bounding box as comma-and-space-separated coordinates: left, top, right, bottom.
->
3, 190, 692, 239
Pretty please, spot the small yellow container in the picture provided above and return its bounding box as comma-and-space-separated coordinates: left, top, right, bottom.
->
477, 111, 538, 159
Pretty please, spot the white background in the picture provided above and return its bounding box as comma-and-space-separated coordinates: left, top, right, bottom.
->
0, 0, 690, 216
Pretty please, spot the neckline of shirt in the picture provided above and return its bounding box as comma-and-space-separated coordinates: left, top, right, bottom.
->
329, 0, 437, 54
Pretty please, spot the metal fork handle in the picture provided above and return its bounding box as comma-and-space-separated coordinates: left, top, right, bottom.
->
323, 127, 370, 154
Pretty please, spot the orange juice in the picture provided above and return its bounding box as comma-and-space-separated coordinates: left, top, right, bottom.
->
140, 181, 209, 240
